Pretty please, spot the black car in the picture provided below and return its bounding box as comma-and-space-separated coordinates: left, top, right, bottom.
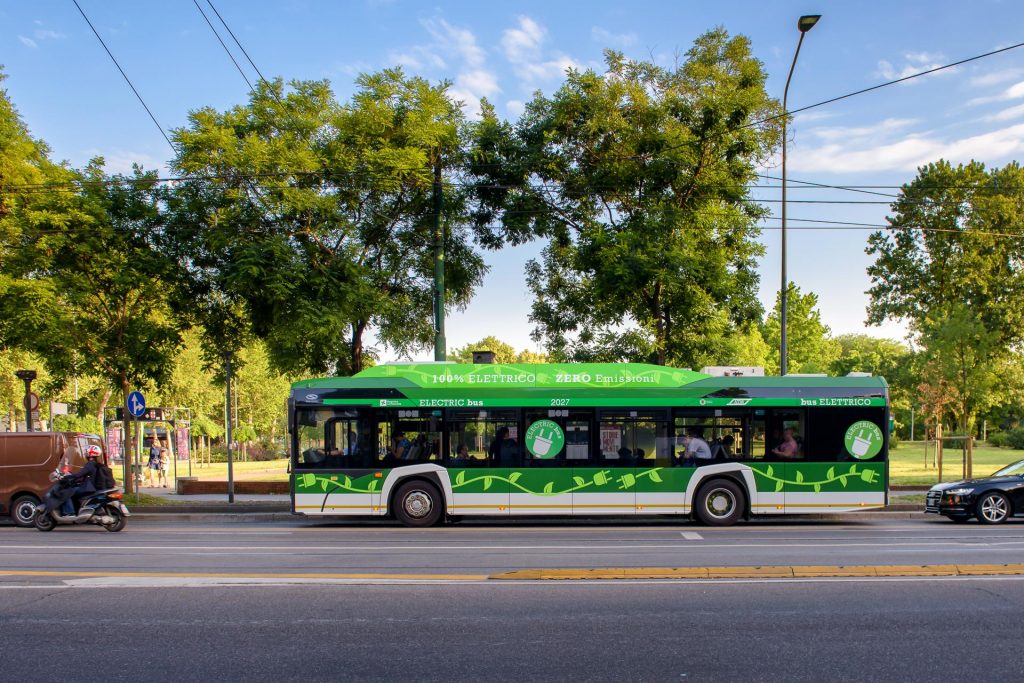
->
925, 459, 1024, 523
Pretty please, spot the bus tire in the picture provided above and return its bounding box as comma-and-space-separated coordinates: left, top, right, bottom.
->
393, 480, 444, 527
694, 478, 745, 527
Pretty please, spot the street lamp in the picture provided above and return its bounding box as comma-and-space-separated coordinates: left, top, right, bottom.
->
15, 369, 37, 432
780, 13, 820, 376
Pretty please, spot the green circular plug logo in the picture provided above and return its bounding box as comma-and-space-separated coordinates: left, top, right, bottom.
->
525, 420, 565, 459
844, 421, 883, 459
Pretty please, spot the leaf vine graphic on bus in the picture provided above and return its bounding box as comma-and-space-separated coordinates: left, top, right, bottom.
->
450, 467, 666, 496
295, 473, 381, 512
747, 463, 880, 492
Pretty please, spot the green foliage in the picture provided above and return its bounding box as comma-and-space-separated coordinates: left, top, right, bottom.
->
866, 160, 1024, 432
466, 32, 782, 367
191, 413, 224, 439
449, 336, 548, 364
169, 73, 488, 375
987, 429, 1024, 449
52, 413, 103, 435
762, 284, 840, 375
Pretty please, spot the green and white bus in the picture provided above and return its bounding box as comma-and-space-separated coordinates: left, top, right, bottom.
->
288, 362, 888, 526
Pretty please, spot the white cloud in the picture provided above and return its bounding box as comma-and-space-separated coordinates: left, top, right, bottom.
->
983, 103, 1024, 123
790, 122, 1024, 173
970, 67, 1024, 88
501, 16, 545, 64
875, 51, 955, 83
18, 35, 37, 48
591, 26, 637, 48
336, 60, 374, 77
506, 99, 526, 118
34, 29, 65, 40
423, 18, 485, 67
809, 118, 917, 142
968, 80, 1024, 105
88, 149, 167, 176
501, 16, 580, 87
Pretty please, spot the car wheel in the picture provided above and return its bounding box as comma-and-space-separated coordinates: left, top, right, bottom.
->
393, 480, 443, 527
976, 492, 1011, 524
694, 478, 745, 527
945, 515, 970, 523
11, 495, 40, 527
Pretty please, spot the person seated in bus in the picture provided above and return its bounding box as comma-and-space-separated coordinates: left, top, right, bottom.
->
686, 427, 713, 465
633, 447, 646, 463
499, 432, 519, 467
450, 443, 472, 465
721, 434, 736, 459
772, 428, 800, 459
393, 432, 411, 460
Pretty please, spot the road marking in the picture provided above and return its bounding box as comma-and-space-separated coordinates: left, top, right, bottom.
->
0, 569, 487, 581
490, 563, 1024, 580
680, 532, 703, 540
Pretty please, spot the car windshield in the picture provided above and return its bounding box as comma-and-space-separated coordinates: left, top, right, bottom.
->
991, 459, 1024, 477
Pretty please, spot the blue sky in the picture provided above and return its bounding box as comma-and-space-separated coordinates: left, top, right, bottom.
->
3, 1, 1024, 363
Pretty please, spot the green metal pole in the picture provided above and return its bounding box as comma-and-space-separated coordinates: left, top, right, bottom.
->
433, 156, 446, 361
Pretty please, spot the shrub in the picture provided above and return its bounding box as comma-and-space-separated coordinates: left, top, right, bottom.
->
988, 427, 1024, 450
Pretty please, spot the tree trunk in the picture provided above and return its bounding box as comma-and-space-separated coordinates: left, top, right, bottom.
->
350, 319, 367, 375
96, 386, 112, 424
652, 280, 665, 366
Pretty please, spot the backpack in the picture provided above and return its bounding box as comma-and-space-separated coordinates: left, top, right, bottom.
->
97, 463, 116, 490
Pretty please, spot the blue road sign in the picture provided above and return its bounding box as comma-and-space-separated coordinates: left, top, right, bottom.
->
127, 391, 146, 418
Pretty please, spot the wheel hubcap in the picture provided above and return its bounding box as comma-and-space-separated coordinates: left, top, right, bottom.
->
981, 496, 1008, 522
404, 491, 432, 519
706, 488, 736, 518
15, 502, 35, 524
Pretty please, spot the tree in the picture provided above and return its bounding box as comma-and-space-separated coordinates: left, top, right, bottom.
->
466, 31, 783, 367
0, 162, 181, 491
170, 73, 488, 375
449, 336, 549, 364
762, 284, 840, 375
866, 160, 1024, 432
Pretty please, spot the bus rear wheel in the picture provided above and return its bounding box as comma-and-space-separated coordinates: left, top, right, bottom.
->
694, 479, 745, 527
393, 480, 443, 527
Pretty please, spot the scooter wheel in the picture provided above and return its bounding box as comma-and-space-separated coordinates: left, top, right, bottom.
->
33, 509, 56, 532
104, 507, 127, 533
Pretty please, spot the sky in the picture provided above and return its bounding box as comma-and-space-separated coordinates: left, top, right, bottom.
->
3, 0, 1024, 364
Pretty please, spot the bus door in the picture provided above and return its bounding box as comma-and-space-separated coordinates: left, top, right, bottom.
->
766, 409, 805, 514
446, 410, 513, 516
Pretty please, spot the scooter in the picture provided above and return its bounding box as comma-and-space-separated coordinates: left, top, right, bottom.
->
33, 469, 130, 532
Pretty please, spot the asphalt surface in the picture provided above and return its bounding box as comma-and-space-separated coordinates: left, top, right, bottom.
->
2, 578, 1024, 680
2, 517, 1024, 578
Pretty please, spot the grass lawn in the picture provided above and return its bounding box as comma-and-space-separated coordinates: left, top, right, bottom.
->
889, 442, 1024, 486
113, 458, 290, 485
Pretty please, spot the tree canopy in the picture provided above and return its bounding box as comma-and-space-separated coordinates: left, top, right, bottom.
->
467, 30, 783, 367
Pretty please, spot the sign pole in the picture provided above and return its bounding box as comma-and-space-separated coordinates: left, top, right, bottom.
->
225, 352, 234, 504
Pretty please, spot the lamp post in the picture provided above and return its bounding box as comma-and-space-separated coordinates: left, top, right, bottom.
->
780, 13, 820, 376
15, 369, 37, 432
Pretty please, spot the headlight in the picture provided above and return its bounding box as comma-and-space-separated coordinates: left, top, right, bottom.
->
946, 488, 974, 496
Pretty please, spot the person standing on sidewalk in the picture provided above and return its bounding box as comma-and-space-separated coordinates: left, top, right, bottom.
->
146, 439, 162, 487
157, 447, 170, 488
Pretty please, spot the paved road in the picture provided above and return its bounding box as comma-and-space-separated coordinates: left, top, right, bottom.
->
2, 578, 1023, 680
2, 517, 1024, 579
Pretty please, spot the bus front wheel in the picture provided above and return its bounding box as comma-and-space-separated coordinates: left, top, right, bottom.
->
393, 480, 444, 527
694, 479, 745, 527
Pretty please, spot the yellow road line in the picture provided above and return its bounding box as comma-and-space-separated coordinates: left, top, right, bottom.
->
489, 563, 1024, 580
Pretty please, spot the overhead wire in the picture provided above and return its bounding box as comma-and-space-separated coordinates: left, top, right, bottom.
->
71, 0, 174, 152
193, 0, 253, 91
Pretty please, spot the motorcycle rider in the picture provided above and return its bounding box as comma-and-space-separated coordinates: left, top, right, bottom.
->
47, 445, 103, 514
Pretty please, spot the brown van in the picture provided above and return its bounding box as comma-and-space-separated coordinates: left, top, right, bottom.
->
0, 432, 104, 527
